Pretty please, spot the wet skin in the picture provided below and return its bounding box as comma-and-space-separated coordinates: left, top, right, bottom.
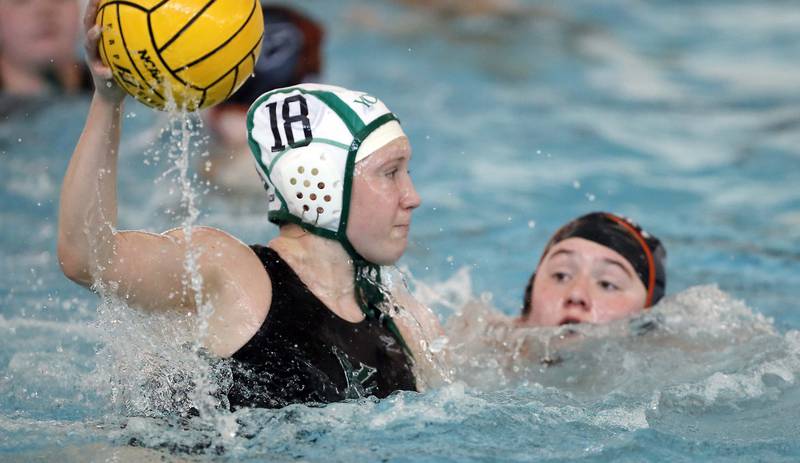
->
347, 136, 421, 265
523, 237, 647, 327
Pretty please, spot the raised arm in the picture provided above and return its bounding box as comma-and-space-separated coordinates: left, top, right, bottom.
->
57, 0, 128, 289
56, 0, 270, 356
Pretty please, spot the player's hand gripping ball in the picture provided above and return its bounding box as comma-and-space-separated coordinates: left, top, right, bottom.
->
96, 0, 264, 111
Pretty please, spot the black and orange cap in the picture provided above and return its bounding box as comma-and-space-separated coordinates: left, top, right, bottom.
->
524, 211, 667, 313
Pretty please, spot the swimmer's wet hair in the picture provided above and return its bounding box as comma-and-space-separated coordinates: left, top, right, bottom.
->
521, 212, 667, 317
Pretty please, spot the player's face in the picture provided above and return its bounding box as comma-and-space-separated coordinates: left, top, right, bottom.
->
524, 238, 647, 327
346, 137, 421, 265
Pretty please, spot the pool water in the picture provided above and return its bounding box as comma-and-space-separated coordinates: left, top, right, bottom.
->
2, 0, 800, 461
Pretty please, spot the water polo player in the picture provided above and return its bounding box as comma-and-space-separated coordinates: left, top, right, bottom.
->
58, 1, 444, 409
0, 0, 91, 116
518, 212, 666, 327
202, 3, 325, 196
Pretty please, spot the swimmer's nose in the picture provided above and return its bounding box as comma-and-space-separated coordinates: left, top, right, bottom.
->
401, 173, 421, 210
564, 280, 591, 312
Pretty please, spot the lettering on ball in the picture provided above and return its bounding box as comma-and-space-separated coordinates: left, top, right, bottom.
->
137, 50, 163, 84
110, 63, 141, 90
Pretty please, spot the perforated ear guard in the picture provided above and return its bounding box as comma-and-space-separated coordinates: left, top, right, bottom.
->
266, 143, 343, 231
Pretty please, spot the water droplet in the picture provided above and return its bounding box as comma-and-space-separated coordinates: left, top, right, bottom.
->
429, 337, 448, 353
572, 180, 581, 189
528, 220, 536, 228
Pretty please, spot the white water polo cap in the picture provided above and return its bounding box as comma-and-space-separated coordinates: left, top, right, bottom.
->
247, 83, 406, 243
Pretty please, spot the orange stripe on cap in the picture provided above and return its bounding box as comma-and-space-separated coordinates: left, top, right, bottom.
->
604, 213, 657, 307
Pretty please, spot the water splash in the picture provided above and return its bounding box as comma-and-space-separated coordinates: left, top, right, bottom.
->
441, 281, 793, 399
87, 110, 238, 452
364, 266, 454, 391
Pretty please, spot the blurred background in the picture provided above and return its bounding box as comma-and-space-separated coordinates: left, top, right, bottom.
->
2, 0, 799, 460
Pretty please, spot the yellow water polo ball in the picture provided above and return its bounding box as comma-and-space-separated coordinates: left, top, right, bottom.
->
96, 0, 264, 111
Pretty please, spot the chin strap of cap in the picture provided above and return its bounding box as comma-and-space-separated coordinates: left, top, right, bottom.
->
339, 114, 414, 359
353, 263, 414, 358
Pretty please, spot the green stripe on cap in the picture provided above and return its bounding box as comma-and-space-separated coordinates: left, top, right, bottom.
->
337, 112, 399, 250
310, 90, 365, 136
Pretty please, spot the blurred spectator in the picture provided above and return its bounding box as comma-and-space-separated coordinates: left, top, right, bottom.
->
0, 0, 91, 117
201, 3, 324, 197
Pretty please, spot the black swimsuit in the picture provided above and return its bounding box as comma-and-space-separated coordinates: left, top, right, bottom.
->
226, 246, 417, 409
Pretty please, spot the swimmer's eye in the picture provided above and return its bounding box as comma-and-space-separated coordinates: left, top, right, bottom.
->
552, 272, 570, 283
599, 280, 619, 291
385, 168, 398, 178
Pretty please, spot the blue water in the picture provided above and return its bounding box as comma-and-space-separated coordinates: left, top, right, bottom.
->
2, 0, 800, 461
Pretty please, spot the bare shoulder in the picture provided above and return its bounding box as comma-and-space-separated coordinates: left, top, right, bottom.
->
164, 225, 272, 357
162, 225, 248, 249
387, 276, 451, 389
163, 226, 257, 265
389, 277, 445, 340
393, 285, 425, 316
